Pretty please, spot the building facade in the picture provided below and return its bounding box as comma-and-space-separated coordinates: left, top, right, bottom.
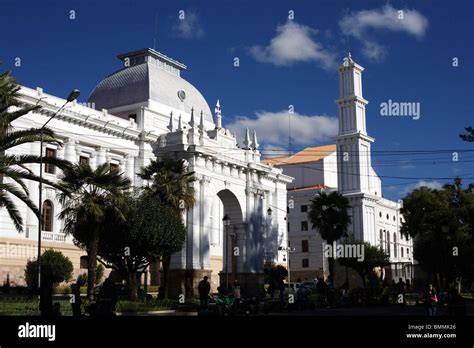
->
0, 48, 292, 296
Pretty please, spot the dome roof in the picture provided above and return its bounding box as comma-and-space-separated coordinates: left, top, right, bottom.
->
88, 48, 213, 123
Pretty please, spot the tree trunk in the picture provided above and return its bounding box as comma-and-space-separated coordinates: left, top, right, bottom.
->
162, 255, 171, 299
328, 257, 335, 287
127, 271, 138, 300
87, 233, 99, 300
39, 279, 53, 317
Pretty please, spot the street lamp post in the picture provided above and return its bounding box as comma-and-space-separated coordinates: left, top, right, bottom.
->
222, 214, 231, 289
37, 89, 80, 302
267, 205, 294, 292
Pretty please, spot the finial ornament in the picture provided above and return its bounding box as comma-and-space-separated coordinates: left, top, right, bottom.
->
243, 127, 251, 149
199, 110, 204, 130
189, 107, 196, 127
167, 111, 174, 131
251, 129, 259, 150
177, 114, 183, 131
215, 99, 222, 129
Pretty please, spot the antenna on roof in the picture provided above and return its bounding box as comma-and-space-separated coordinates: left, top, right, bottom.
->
153, 12, 158, 50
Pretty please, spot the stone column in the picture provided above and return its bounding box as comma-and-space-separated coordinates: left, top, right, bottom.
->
187, 174, 201, 270
168, 209, 187, 295
25, 141, 41, 239
125, 154, 135, 184
96, 147, 107, 166
89, 152, 97, 169
254, 189, 264, 274
199, 175, 211, 270
244, 185, 255, 273
64, 139, 77, 162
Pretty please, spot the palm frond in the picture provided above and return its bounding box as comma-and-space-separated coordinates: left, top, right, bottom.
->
0, 192, 23, 232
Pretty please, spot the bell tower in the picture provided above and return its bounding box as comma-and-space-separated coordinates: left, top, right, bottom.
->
336, 54, 375, 195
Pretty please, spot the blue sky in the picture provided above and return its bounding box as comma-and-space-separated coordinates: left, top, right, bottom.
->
1, 0, 473, 200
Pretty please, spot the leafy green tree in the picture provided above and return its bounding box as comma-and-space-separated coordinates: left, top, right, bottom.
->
0, 70, 69, 232
401, 178, 474, 289
338, 240, 389, 288
139, 157, 195, 297
98, 195, 186, 300
308, 190, 351, 286
58, 163, 130, 299
25, 249, 73, 316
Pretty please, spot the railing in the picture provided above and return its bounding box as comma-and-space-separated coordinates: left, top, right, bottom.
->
42, 232, 66, 242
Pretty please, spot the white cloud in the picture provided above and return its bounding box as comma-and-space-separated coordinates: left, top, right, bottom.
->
249, 21, 336, 69
339, 4, 428, 61
400, 180, 443, 195
227, 110, 338, 151
261, 144, 290, 158
172, 11, 204, 39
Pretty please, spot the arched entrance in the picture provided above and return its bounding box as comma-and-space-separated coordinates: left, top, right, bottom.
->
209, 189, 244, 291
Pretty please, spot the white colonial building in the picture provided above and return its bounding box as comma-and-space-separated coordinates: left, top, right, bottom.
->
0, 48, 292, 296
263, 55, 414, 286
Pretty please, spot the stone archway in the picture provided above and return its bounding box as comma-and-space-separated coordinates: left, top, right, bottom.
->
213, 189, 244, 291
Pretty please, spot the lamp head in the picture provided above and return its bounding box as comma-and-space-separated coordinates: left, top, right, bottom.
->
67, 89, 81, 102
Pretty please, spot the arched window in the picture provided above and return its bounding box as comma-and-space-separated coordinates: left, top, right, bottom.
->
42, 200, 53, 232
386, 232, 390, 256
379, 229, 383, 249
393, 233, 397, 258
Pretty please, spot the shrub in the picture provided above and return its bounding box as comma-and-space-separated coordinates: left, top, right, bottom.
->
25, 249, 74, 288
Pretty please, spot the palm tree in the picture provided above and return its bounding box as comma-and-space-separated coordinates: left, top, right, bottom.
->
0, 70, 69, 232
139, 157, 195, 297
308, 190, 351, 286
58, 163, 131, 299
140, 157, 195, 210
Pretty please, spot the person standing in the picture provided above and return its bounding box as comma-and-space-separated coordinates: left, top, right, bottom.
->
381, 281, 390, 306
96, 277, 117, 316
198, 276, 211, 310
423, 282, 438, 316
396, 278, 406, 305
232, 280, 241, 299
70, 277, 85, 317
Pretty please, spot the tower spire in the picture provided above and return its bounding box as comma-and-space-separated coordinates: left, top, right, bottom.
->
177, 114, 183, 131
336, 55, 374, 195
214, 99, 222, 129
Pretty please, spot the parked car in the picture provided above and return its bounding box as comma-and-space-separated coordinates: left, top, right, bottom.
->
303, 281, 318, 293
285, 282, 304, 291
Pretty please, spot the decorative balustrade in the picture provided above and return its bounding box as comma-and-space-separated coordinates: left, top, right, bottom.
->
42, 232, 66, 242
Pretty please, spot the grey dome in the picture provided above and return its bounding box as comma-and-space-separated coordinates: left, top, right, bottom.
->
88, 49, 213, 123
